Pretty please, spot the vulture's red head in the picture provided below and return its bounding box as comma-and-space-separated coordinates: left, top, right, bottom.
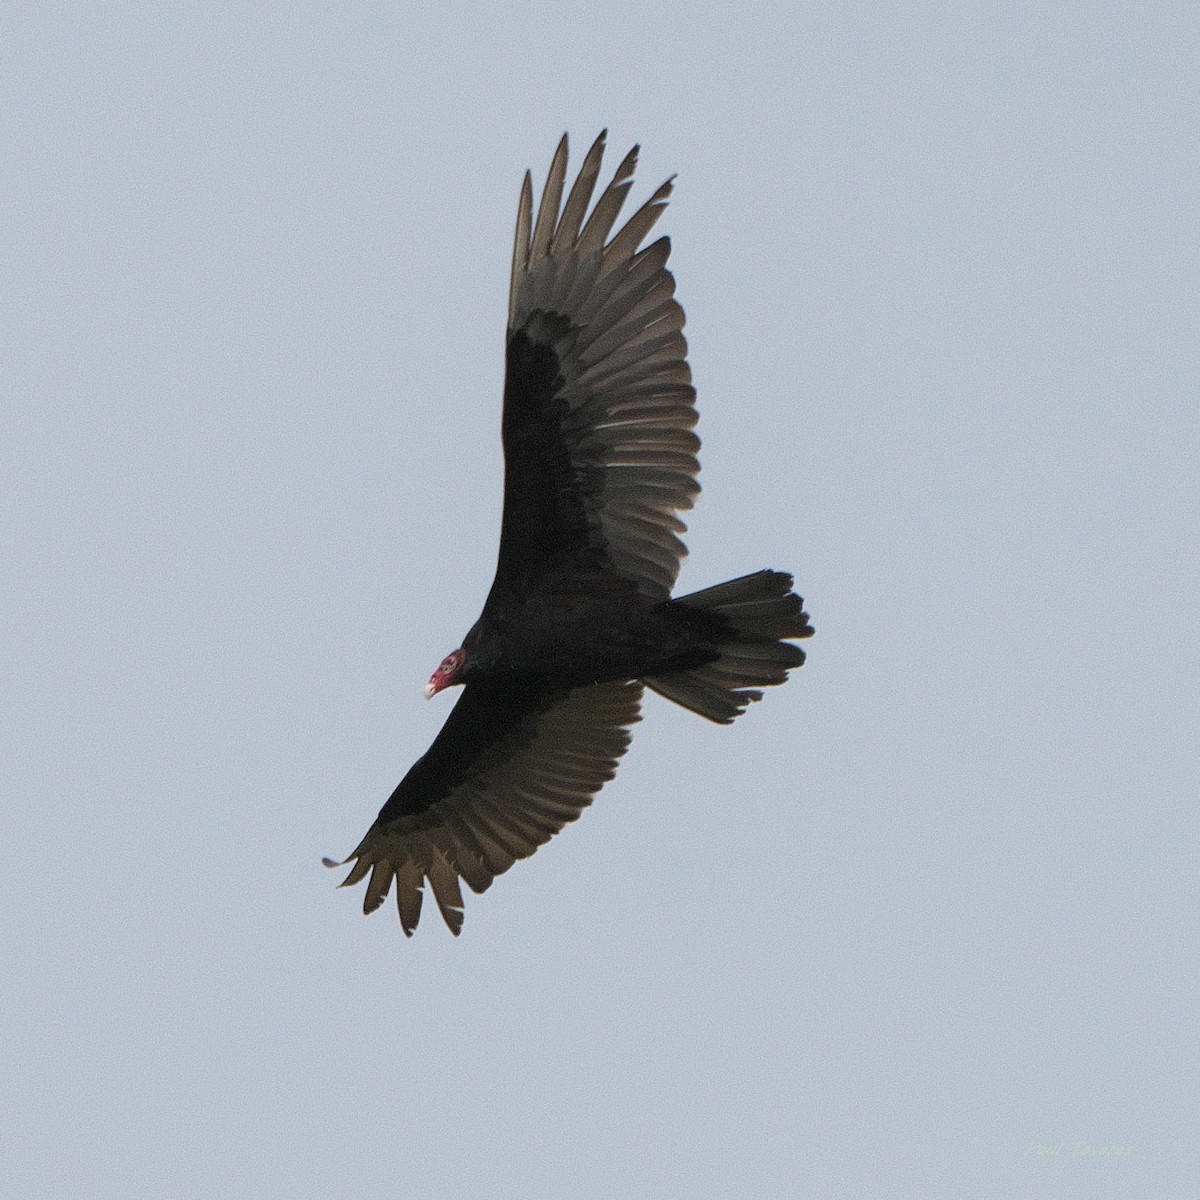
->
425, 648, 466, 698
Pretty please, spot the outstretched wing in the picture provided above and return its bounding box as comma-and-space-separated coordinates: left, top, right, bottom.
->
494, 132, 700, 599
328, 680, 643, 935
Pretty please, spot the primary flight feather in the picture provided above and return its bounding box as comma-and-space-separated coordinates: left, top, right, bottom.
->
327, 133, 814, 935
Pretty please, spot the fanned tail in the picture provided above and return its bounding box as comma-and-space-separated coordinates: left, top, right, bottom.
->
645, 570, 813, 724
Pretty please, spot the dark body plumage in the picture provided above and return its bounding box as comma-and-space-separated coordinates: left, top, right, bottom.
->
328, 133, 814, 935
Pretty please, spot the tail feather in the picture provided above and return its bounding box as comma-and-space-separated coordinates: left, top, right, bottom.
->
645, 570, 813, 724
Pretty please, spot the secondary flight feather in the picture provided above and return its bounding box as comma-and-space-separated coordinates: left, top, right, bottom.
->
327, 133, 814, 935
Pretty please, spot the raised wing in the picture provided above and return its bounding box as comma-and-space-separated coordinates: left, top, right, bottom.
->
495, 132, 700, 599
327, 680, 643, 935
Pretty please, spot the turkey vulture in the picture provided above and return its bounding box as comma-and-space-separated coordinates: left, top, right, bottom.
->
327, 132, 814, 935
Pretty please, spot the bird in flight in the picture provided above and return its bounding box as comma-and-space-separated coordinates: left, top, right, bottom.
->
326, 133, 814, 935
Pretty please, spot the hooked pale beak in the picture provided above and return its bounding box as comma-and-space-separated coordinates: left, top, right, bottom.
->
423, 681, 437, 699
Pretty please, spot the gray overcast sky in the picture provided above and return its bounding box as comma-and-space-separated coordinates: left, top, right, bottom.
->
4, 4, 1196, 1198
